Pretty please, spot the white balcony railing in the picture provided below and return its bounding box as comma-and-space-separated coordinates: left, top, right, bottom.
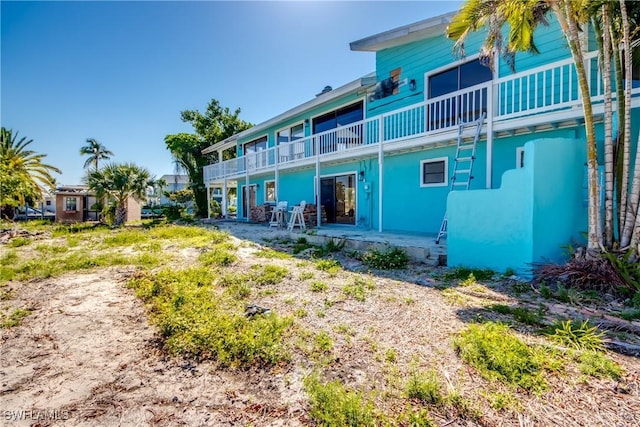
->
204, 52, 613, 182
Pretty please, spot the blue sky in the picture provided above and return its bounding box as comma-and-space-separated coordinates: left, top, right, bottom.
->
2, 0, 462, 186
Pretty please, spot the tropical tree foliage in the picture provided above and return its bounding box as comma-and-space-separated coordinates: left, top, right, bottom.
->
447, 0, 640, 256
165, 99, 252, 217
80, 138, 114, 170
85, 162, 150, 226
0, 127, 61, 219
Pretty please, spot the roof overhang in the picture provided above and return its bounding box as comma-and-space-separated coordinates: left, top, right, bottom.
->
202, 136, 238, 155
224, 73, 376, 143
350, 11, 456, 52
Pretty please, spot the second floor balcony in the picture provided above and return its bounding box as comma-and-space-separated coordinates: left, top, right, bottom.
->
204, 52, 633, 183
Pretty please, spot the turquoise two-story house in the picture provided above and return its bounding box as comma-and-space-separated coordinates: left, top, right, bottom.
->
202, 10, 640, 274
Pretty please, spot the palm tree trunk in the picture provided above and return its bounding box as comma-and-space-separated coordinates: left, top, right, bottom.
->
619, 0, 632, 244
553, 0, 600, 250
612, 36, 625, 239
599, 5, 614, 248
115, 202, 127, 226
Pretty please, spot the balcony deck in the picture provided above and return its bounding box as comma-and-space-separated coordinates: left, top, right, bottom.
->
204, 51, 637, 184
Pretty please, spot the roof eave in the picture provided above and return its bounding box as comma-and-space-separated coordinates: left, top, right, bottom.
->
350, 11, 455, 52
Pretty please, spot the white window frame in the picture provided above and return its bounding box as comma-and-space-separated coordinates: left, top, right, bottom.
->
65, 197, 78, 212
516, 146, 525, 169
276, 122, 305, 161
420, 157, 449, 188
264, 180, 276, 203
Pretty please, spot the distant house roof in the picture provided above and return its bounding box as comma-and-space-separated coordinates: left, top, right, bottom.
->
350, 11, 456, 52
201, 73, 377, 155
55, 185, 92, 195
160, 174, 190, 185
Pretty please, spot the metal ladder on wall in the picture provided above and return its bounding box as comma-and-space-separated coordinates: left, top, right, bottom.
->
435, 112, 486, 244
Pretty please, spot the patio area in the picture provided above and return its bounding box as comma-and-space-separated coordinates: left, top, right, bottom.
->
204, 219, 446, 266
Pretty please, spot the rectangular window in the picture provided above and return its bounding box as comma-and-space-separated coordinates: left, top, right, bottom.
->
65, 197, 77, 211
277, 123, 305, 161
46, 200, 51, 206
420, 157, 448, 187
244, 136, 267, 154
312, 102, 363, 134
428, 59, 492, 98
265, 180, 276, 202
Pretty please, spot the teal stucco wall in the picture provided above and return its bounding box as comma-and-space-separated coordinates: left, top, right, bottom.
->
447, 138, 585, 275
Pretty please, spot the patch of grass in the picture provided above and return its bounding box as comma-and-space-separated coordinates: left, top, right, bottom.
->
0, 308, 31, 328
486, 390, 521, 411
7, 237, 30, 248
342, 277, 374, 302
34, 243, 69, 255
546, 319, 604, 351
310, 281, 328, 292
198, 246, 237, 267
406, 368, 443, 404
294, 308, 308, 318
251, 264, 288, 286
100, 229, 149, 248
304, 374, 377, 427
577, 350, 623, 380
488, 304, 545, 326
314, 331, 334, 354
440, 288, 469, 306
254, 248, 291, 259
443, 267, 494, 282
400, 407, 434, 427
313, 239, 346, 258
619, 308, 640, 321
459, 273, 477, 287
454, 322, 547, 393
292, 237, 314, 254
315, 259, 341, 276
384, 348, 397, 363
127, 267, 292, 367
445, 389, 482, 420
299, 271, 314, 281
361, 246, 408, 270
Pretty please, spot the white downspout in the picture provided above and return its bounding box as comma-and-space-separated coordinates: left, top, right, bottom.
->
206, 183, 211, 219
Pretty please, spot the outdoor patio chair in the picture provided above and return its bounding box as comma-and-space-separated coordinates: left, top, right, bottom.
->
269, 201, 288, 228
287, 200, 306, 231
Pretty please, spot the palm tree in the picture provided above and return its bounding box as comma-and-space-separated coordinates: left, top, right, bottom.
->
447, 0, 600, 250
85, 162, 150, 226
80, 138, 113, 170
0, 127, 61, 219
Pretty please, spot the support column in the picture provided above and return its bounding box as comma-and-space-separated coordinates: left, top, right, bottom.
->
315, 135, 321, 228
206, 183, 211, 219
223, 179, 228, 219
486, 80, 495, 189
378, 118, 384, 232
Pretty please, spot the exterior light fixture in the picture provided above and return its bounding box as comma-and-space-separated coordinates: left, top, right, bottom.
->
409, 79, 417, 91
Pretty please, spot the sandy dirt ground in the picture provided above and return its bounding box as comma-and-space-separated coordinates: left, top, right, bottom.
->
1, 223, 639, 426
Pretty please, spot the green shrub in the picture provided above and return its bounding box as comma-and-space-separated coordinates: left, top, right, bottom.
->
406, 369, 443, 404
315, 259, 341, 275
292, 237, 314, 254
254, 249, 291, 259
304, 374, 377, 427
361, 246, 408, 270
546, 319, 604, 351
454, 322, 546, 393
314, 331, 334, 354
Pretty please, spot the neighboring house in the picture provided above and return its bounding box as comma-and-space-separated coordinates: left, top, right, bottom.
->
158, 174, 190, 205
202, 11, 640, 274
55, 185, 141, 223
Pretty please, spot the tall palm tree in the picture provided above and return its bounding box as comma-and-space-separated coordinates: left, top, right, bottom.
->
85, 162, 150, 226
0, 127, 61, 218
80, 138, 113, 170
447, 0, 600, 250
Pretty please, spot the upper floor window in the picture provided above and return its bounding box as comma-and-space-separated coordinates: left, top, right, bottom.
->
277, 123, 304, 145
312, 102, 363, 134
428, 59, 492, 98
244, 136, 267, 154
